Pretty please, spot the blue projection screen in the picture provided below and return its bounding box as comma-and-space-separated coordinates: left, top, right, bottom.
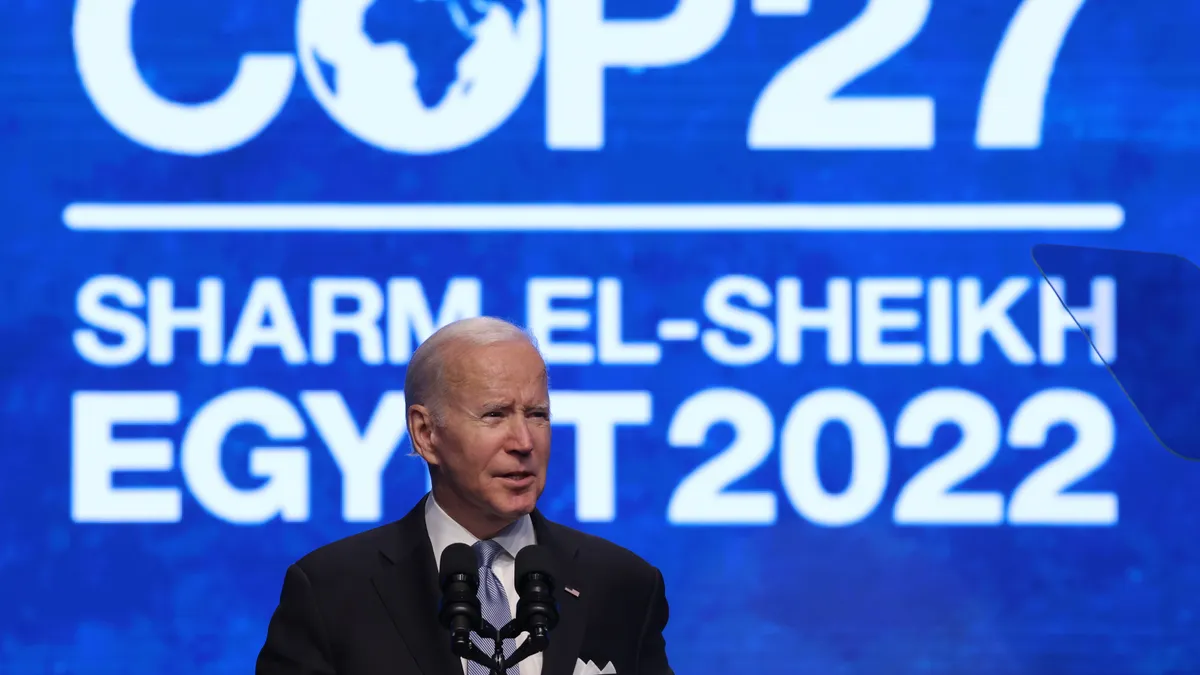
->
2, 0, 1199, 673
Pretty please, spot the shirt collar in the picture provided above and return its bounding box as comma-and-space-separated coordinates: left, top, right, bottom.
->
425, 492, 536, 569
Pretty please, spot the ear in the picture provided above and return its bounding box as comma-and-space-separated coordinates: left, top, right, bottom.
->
406, 404, 441, 467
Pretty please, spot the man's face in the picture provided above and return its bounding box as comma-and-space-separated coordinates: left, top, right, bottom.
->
425, 339, 551, 529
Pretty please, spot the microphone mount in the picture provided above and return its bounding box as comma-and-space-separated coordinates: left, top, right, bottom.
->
453, 617, 547, 675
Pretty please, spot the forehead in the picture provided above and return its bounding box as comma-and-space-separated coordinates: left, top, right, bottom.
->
444, 340, 548, 399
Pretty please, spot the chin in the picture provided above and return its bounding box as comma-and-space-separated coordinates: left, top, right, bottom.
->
494, 489, 540, 517
511, 493, 539, 513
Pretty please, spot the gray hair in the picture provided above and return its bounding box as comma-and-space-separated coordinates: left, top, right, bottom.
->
404, 316, 545, 444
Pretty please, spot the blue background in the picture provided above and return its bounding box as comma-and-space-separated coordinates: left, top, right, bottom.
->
2, 0, 1199, 673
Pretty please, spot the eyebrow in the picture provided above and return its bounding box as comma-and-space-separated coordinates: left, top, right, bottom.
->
479, 401, 549, 412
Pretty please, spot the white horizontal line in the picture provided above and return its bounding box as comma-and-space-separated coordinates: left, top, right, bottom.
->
62, 202, 1124, 232
658, 319, 700, 341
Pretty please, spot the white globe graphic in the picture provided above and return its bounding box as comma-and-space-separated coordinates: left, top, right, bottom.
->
296, 0, 542, 154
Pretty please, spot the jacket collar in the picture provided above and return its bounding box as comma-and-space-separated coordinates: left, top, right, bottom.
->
372, 494, 460, 675
529, 510, 589, 675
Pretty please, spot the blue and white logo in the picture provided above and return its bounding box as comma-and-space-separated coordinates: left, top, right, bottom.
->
73, 0, 734, 157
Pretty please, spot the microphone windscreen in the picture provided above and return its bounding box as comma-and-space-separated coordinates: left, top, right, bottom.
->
515, 545, 556, 587
439, 542, 478, 589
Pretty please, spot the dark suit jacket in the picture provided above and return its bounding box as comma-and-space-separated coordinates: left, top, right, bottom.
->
256, 495, 674, 675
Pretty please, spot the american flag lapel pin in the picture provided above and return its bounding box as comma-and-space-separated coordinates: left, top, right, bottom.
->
565, 586, 580, 598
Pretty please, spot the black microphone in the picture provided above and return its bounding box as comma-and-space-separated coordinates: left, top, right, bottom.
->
501, 545, 560, 670
515, 545, 560, 640
439, 544, 506, 673
437, 543, 482, 649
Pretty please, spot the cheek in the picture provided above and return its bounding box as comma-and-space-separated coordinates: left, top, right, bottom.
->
438, 429, 486, 473
534, 426, 552, 457
461, 430, 507, 473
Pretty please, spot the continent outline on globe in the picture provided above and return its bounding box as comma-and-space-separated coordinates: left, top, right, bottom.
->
360, 0, 528, 108
296, 0, 543, 154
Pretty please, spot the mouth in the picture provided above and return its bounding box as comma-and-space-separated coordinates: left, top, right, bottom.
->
497, 471, 535, 487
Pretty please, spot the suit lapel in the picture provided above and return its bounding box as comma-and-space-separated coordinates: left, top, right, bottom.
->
532, 511, 589, 675
371, 495, 462, 675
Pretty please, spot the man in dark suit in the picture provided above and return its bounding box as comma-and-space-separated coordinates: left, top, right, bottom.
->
256, 317, 674, 675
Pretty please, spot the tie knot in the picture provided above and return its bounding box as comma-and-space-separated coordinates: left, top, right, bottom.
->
473, 539, 506, 568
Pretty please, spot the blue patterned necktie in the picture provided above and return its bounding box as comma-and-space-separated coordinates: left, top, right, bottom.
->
468, 539, 520, 675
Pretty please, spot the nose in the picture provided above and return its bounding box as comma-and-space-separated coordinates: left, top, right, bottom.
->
505, 415, 535, 453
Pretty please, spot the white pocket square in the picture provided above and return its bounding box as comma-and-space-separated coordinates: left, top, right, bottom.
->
572, 658, 617, 675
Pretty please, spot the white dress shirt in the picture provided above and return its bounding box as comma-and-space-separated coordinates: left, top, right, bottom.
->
426, 495, 542, 675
